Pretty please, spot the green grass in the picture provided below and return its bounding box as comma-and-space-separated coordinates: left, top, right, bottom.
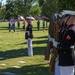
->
0, 21, 54, 75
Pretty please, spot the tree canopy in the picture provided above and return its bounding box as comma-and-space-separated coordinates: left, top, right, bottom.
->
0, 0, 75, 19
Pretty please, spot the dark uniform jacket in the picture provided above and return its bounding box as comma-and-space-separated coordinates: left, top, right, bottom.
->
25, 23, 33, 39
58, 24, 75, 66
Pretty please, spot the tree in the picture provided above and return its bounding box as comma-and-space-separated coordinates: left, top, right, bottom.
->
42, 0, 75, 20
42, 0, 59, 19
38, 0, 44, 7
58, 0, 75, 11
30, 5, 41, 17
4, 0, 39, 19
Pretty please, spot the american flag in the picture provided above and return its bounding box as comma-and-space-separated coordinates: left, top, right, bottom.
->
18, 15, 26, 24
18, 15, 24, 20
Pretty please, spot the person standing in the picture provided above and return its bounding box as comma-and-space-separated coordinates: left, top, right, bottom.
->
43, 20, 45, 31
11, 17, 16, 32
57, 18, 75, 75
8, 21, 12, 32
25, 20, 33, 56
17, 20, 20, 29
22, 21, 25, 30
37, 20, 40, 30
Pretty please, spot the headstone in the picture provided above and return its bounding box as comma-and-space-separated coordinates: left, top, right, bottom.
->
0, 63, 7, 66
12, 66, 21, 68
18, 60, 26, 64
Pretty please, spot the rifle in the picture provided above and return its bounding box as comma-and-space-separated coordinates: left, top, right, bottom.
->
49, 14, 71, 72
49, 12, 74, 72
49, 14, 60, 72
49, 24, 59, 72
45, 22, 53, 60
45, 40, 53, 60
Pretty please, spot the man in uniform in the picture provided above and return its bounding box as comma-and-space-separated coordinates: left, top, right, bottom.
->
25, 20, 33, 56
57, 10, 75, 75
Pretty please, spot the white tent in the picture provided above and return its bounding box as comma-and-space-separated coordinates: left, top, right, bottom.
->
26, 16, 35, 21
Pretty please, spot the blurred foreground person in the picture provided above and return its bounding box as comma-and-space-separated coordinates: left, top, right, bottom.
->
57, 13, 75, 75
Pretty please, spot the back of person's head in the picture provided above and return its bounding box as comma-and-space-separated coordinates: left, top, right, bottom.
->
27, 20, 32, 24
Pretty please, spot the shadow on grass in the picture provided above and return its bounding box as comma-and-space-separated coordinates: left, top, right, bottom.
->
20, 35, 48, 45
0, 24, 49, 31
33, 40, 47, 44
0, 27, 8, 30
15, 27, 48, 32
34, 36, 48, 39
0, 64, 54, 75
20, 39, 48, 45
0, 48, 28, 60
0, 46, 46, 60
32, 27, 48, 31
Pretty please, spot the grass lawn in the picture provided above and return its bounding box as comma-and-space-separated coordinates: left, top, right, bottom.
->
0, 21, 54, 75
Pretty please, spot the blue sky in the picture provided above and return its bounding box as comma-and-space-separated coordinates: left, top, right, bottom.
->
0, 0, 6, 5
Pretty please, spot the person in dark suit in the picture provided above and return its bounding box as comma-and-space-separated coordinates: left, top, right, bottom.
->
17, 20, 20, 29
8, 21, 11, 32
42, 20, 45, 31
57, 18, 75, 75
37, 20, 40, 30
25, 20, 33, 56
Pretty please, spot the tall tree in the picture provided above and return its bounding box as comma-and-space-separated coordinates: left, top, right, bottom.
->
42, 0, 59, 19
42, 0, 75, 20
58, 0, 75, 11
5, 0, 38, 19
38, 0, 44, 6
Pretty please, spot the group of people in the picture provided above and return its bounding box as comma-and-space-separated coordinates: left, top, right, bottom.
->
45, 10, 75, 75
25, 11, 75, 75
8, 11, 75, 75
8, 17, 16, 32
8, 17, 33, 56
37, 20, 46, 30
8, 17, 26, 32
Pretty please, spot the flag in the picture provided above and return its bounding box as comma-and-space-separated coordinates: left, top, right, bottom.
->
23, 19, 26, 24
18, 15, 26, 24
18, 15, 24, 20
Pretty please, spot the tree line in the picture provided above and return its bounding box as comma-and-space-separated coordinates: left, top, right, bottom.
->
0, 0, 75, 20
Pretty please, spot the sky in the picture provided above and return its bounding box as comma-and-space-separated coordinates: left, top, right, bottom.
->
0, 0, 6, 5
